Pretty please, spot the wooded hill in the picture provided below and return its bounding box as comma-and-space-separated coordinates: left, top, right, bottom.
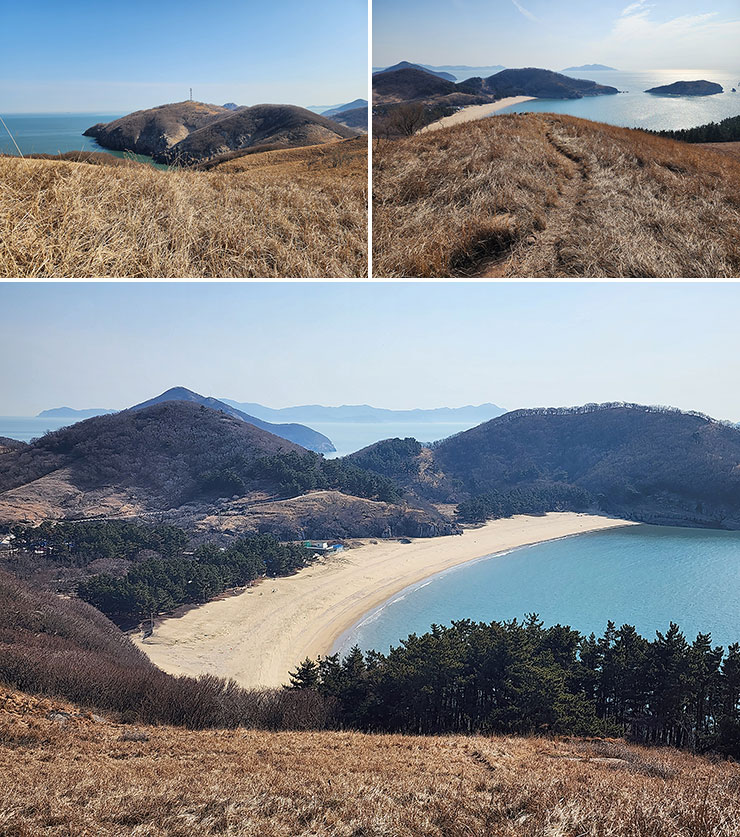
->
348, 403, 740, 528
0, 401, 451, 538
130, 386, 335, 452
85, 101, 358, 164
372, 66, 618, 105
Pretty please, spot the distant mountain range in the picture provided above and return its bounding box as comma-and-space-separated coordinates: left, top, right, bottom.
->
220, 401, 505, 424
321, 99, 368, 117
37, 400, 506, 426
84, 101, 358, 165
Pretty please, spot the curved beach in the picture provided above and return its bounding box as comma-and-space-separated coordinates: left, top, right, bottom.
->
133, 512, 634, 688
419, 96, 536, 133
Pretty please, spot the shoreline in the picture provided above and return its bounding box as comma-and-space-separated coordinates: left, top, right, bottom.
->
419, 96, 537, 133
133, 513, 635, 688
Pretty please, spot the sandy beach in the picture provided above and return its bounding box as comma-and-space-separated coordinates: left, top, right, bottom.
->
133, 512, 634, 688
419, 96, 536, 133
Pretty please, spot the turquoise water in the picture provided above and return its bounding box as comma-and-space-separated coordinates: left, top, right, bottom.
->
336, 525, 740, 656
0, 114, 167, 169
498, 69, 740, 130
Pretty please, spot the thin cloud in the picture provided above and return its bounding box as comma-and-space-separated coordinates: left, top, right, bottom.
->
511, 0, 538, 22
599, 2, 738, 67
621, 1, 648, 16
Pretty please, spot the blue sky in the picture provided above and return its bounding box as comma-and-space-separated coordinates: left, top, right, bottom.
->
2, 0, 367, 112
2, 283, 740, 422
374, 0, 740, 70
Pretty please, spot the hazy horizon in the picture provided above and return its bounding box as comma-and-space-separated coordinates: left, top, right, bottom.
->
2, 0, 367, 113
2, 283, 740, 423
373, 0, 740, 73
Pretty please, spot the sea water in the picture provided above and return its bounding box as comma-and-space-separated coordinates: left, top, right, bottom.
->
336, 524, 740, 656
497, 69, 740, 131
0, 113, 167, 168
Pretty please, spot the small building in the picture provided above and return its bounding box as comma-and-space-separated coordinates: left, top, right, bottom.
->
304, 540, 329, 551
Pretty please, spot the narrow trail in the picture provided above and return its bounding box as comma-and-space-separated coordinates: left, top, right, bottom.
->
472, 119, 593, 278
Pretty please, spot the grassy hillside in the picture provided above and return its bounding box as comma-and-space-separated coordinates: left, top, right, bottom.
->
171, 105, 357, 163
373, 112, 740, 277
2, 692, 739, 836
0, 138, 367, 278
84, 101, 230, 158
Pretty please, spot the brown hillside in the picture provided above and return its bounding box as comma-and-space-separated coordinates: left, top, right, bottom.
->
170, 104, 358, 163
697, 141, 740, 160
2, 690, 739, 836
0, 139, 367, 277
373, 67, 459, 103
84, 101, 230, 158
373, 112, 740, 278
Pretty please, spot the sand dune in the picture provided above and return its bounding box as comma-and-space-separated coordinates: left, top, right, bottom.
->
133, 512, 634, 688
419, 96, 536, 133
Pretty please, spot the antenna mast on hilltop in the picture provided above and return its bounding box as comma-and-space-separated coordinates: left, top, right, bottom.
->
189, 88, 193, 101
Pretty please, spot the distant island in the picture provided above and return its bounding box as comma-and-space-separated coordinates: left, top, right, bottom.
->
38, 407, 114, 418
646, 80, 723, 96
562, 64, 618, 72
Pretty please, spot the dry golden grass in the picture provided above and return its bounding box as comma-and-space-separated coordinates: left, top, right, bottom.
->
2, 689, 740, 837
373, 113, 740, 277
0, 138, 367, 278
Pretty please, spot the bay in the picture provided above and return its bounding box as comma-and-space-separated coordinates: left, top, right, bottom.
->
337, 524, 740, 655
497, 68, 740, 131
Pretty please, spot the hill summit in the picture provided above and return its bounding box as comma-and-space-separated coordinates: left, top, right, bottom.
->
129, 387, 335, 452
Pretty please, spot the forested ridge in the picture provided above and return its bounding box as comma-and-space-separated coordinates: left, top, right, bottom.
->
349, 404, 740, 528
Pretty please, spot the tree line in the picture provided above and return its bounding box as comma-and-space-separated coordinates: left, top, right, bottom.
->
10, 520, 188, 565
243, 450, 403, 502
652, 114, 740, 144
287, 616, 740, 757
77, 534, 314, 622
455, 483, 593, 523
